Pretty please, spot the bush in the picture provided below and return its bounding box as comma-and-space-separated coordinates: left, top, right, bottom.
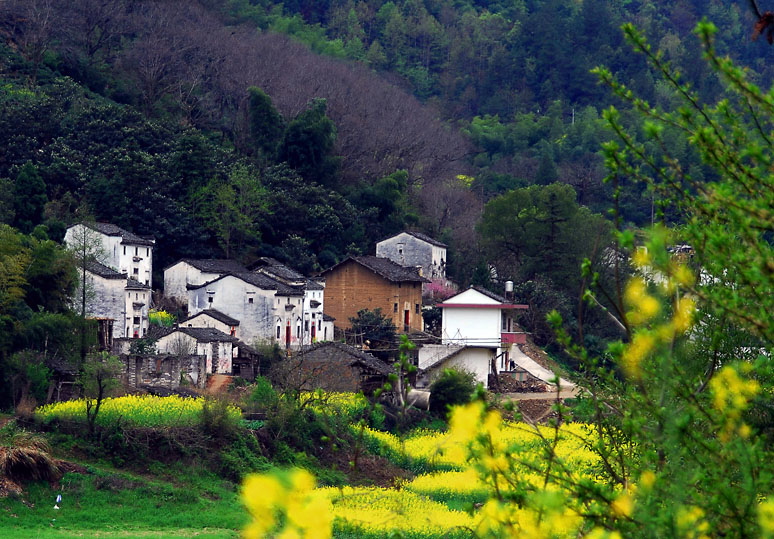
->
428, 368, 476, 416
200, 397, 240, 441
248, 376, 279, 410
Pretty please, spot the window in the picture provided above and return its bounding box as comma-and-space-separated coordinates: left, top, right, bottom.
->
318, 320, 321, 330
146, 248, 149, 256
501, 313, 507, 331
208, 297, 213, 304
398, 283, 401, 289
123, 246, 126, 255
394, 303, 398, 313
133, 267, 139, 275
311, 313, 315, 319
135, 247, 138, 256
277, 326, 281, 339
415, 303, 420, 314
133, 316, 140, 325
248, 297, 254, 304
305, 320, 309, 332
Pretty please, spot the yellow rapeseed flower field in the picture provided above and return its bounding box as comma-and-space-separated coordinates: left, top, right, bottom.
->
36, 395, 241, 428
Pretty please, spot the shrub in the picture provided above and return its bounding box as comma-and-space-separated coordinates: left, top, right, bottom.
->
428, 368, 476, 416
200, 396, 240, 441
248, 376, 278, 410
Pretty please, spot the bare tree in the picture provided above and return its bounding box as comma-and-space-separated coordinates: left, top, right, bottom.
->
4, 0, 58, 86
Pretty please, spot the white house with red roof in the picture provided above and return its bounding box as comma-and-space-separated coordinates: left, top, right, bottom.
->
417, 286, 528, 388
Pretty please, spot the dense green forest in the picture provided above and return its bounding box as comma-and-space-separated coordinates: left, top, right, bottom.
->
0, 0, 771, 382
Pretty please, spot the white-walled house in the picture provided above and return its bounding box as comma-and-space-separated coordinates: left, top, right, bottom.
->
163, 259, 247, 304
78, 260, 150, 340
187, 272, 323, 348
250, 257, 333, 345
417, 286, 528, 388
376, 231, 447, 280
124, 278, 151, 339
155, 327, 237, 374
65, 223, 155, 288
182, 309, 240, 338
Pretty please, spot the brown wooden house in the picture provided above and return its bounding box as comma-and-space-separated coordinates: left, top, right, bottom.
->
320, 256, 427, 333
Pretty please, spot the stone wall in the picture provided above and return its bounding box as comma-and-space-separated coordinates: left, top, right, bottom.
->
121, 354, 206, 390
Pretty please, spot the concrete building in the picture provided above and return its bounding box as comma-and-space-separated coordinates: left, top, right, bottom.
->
417, 286, 528, 388
65, 222, 155, 288
376, 231, 447, 280
320, 256, 427, 333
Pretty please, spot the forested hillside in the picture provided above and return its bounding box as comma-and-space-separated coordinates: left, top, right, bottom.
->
0, 0, 770, 360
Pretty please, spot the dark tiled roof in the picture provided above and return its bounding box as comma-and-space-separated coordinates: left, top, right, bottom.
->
79, 222, 155, 246
405, 231, 447, 248
167, 258, 247, 273
162, 326, 238, 343
322, 312, 336, 322
299, 342, 391, 375
187, 272, 304, 296
126, 278, 150, 290
321, 256, 428, 283
85, 259, 125, 279
234, 339, 257, 355
187, 309, 240, 326
260, 265, 305, 282
469, 285, 507, 303
306, 279, 325, 291
251, 257, 306, 280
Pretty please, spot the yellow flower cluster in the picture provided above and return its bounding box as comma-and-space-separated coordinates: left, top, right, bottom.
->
302, 391, 370, 419
149, 309, 176, 327
759, 497, 774, 538
320, 485, 474, 535
709, 365, 760, 442
35, 395, 241, 428
675, 506, 710, 539
618, 273, 697, 379
242, 468, 332, 539
245, 403, 602, 538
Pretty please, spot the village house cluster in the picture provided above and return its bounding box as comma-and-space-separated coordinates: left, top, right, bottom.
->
65, 223, 561, 392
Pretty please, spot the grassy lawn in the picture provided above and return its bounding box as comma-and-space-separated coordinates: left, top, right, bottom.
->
0, 465, 247, 538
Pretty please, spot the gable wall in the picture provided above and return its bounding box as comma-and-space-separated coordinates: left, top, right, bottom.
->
323, 260, 423, 332
188, 276, 275, 345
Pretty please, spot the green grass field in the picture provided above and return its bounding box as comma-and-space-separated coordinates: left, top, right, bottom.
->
0, 465, 247, 538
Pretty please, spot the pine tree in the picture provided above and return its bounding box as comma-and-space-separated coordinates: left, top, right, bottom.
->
13, 162, 47, 234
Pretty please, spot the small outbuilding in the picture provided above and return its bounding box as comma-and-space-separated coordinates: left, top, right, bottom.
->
279, 342, 392, 393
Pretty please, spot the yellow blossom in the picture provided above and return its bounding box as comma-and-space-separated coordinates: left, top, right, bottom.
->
672, 264, 695, 287
759, 497, 774, 537
639, 470, 656, 489
632, 247, 651, 268
625, 278, 660, 325
673, 296, 696, 333
676, 506, 710, 538
611, 492, 634, 518
620, 331, 656, 378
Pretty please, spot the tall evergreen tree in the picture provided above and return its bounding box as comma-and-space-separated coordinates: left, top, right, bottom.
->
278, 98, 340, 188
13, 162, 47, 234
247, 87, 285, 162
